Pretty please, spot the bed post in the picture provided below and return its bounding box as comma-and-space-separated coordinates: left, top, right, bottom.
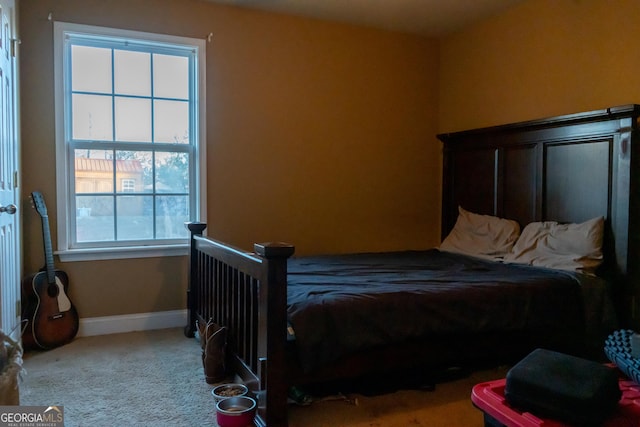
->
254, 242, 294, 427
184, 221, 207, 338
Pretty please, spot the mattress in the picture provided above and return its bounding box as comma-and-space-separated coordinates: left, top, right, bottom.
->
286, 249, 616, 372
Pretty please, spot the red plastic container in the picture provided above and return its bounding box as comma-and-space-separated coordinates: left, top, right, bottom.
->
471, 376, 640, 426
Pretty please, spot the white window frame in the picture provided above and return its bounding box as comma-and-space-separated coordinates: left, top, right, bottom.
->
53, 22, 206, 262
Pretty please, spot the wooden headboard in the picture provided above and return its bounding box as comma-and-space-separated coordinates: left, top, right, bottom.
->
437, 105, 640, 328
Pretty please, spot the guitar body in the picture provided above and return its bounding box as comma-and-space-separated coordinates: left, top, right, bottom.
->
22, 269, 79, 350
21, 191, 79, 350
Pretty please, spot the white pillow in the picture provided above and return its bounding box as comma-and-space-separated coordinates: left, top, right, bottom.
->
504, 216, 604, 274
439, 206, 521, 261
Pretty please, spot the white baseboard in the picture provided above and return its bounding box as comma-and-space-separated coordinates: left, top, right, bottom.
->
77, 309, 188, 337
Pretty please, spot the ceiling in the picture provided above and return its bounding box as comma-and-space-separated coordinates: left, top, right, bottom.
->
205, 0, 525, 37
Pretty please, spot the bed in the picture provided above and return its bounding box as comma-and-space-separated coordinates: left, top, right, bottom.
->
184, 104, 640, 427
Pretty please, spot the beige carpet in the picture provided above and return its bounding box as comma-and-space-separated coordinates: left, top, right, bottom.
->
18, 327, 508, 426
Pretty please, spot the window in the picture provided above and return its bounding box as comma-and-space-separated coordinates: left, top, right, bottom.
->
121, 179, 136, 193
54, 22, 206, 261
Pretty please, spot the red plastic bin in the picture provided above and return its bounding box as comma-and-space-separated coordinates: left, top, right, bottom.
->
471, 376, 640, 427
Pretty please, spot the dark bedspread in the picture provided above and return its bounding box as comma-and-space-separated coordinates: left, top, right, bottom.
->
286, 249, 615, 372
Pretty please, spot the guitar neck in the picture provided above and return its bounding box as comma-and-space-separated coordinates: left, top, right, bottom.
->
41, 214, 56, 285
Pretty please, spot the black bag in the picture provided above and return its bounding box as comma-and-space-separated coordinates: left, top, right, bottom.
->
505, 348, 621, 426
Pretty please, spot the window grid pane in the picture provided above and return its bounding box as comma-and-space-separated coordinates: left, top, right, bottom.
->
114, 97, 152, 142
71, 94, 113, 141
114, 50, 151, 96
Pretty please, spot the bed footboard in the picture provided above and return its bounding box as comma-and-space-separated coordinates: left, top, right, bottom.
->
184, 222, 294, 427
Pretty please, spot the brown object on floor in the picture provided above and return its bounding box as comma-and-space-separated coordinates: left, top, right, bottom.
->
198, 319, 228, 384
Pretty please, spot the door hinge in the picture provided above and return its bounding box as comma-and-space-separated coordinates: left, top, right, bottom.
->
15, 300, 20, 316
13, 171, 18, 187
10, 38, 20, 58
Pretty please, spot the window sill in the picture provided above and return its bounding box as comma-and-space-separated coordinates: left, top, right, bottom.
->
57, 244, 189, 262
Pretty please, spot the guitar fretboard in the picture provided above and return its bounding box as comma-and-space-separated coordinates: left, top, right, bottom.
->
40, 214, 56, 285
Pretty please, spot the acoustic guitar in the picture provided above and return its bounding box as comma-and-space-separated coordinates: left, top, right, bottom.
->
22, 191, 79, 350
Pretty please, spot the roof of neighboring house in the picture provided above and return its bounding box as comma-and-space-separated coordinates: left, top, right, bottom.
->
75, 157, 143, 173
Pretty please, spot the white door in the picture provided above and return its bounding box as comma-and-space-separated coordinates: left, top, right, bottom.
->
0, 0, 20, 340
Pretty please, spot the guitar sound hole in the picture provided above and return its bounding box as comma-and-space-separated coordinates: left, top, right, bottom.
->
47, 283, 59, 298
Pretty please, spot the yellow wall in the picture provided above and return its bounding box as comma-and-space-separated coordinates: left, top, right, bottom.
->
439, 0, 640, 132
19, 0, 439, 318
23, 0, 640, 320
